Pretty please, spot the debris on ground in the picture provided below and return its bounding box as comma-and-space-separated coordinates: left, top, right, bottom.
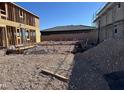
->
24, 41, 76, 55
24, 46, 57, 55
41, 69, 68, 82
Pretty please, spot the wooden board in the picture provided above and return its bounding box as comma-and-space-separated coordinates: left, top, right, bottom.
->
41, 69, 68, 82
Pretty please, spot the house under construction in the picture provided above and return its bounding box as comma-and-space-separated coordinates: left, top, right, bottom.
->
94, 2, 124, 43
0, 2, 40, 49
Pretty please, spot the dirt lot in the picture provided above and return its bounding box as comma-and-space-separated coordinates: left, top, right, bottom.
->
1, 39, 124, 90
0, 42, 75, 90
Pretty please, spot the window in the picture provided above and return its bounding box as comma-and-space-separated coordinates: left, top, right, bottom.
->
117, 3, 121, 8
17, 29, 20, 37
114, 25, 117, 33
114, 29, 117, 33
19, 10, 23, 17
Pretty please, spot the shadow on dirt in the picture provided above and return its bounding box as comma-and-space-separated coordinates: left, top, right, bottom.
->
67, 41, 124, 90
68, 41, 124, 90
104, 71, 124, 90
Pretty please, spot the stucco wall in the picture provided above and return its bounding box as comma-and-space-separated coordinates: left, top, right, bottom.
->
94, 2, 124, 42
98, 21, 124, 42
97, 3, 124, 27
41, 30, 98, 44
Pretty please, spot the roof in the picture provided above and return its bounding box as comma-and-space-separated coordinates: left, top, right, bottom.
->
93, 2, 114, 22
11, 2, 39, 18
96, 2, 110, 16
41, 25, 95, 32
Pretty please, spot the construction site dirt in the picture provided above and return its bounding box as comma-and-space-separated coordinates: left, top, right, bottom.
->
0, 41, 78, 89
3, 39, 123, 90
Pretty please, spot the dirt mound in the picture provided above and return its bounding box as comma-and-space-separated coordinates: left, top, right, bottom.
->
68, 38, 124, 90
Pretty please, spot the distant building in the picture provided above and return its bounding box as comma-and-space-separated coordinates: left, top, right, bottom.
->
93, 2, 124, 43
0, 2, 40, 49
41, 25, 97, 43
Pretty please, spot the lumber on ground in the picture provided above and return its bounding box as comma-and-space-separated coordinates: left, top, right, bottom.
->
41, 69, 68, 82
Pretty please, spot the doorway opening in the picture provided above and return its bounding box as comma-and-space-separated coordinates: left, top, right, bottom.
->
0, 27, 6, 48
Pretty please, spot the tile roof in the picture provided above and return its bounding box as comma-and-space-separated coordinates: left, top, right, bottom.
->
41, 25, 95, 32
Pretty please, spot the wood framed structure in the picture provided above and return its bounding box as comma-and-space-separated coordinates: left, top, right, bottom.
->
0, 2, 40, 49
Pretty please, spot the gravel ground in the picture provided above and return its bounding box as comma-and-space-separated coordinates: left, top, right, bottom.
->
1, 39, 123, 90
0, 44, 74, 90
24, 45, 75, 55
38, 41, 78, 45
68, 39, 124, 90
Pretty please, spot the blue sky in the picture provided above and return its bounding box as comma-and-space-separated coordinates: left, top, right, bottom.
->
16, 2, 106, 30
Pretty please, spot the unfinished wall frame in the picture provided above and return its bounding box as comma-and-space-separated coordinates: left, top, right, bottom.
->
0, 2, 40, 49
